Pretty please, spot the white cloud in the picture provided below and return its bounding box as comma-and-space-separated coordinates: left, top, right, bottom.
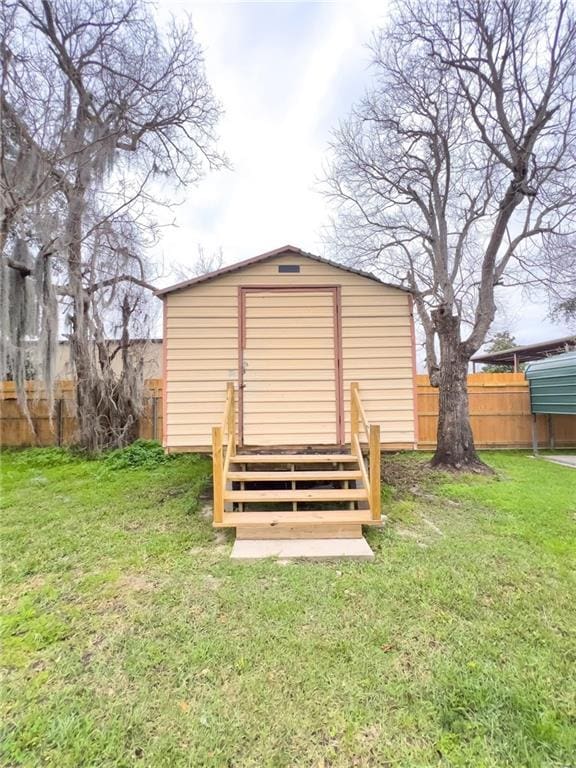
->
154, 0, 388, 269
151, 0, 572, 349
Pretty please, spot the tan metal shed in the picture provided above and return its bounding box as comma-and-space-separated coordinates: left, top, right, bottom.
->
157, 245, 417, 454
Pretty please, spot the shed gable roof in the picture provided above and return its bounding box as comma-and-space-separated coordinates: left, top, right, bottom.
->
155, 245, 411, 296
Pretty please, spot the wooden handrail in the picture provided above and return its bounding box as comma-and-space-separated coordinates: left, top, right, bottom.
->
352, 433, 370, 492
350, 382, 381, 521
351, 382, 370, 439
212, 382, 235, 524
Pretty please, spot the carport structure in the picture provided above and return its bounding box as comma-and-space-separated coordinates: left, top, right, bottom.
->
471, 335, 576, 372
525, 351, 576, 454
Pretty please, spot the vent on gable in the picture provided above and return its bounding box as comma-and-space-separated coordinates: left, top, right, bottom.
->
278, 264, 301, 273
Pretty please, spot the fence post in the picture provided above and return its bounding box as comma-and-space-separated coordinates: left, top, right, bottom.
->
151, 396, 158, 440
548, 414, 555, 449
531, 414, 539, 455
56, 398, 63, 446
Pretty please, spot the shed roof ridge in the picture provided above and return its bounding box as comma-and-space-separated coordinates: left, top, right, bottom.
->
154, 245, 411, 296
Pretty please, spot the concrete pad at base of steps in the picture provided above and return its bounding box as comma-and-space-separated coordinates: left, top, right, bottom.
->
231, 538, 374, 561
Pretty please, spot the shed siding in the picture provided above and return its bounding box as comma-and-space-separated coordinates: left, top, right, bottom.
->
164, 253, 415, 449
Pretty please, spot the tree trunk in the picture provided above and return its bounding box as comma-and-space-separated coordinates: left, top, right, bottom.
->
430, 309, 491, 472
66, 184, 98, 452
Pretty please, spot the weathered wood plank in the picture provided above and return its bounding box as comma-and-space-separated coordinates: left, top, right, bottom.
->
216, 510, 381, 526
235, 524, 363, 539
212, 425, 224, 525
369, 423, 381, 521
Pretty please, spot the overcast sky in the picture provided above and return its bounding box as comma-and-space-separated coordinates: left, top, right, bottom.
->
154, 0, 572, 352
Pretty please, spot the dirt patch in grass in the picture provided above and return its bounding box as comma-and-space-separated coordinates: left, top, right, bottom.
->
381, 453, 446, 497
379, 454, 468, 545
9, 574, 47, 597
189, 540, 229, 557
203, 575, 224, 591
198, 503, 213, 520
115, 574, 158, 593
87, 573, 161, 618
394, 527, 430, 546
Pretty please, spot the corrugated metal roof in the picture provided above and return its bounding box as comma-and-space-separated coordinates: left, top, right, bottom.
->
525, 351, 576, 415
471, 336, 576, 365
154, 245, 412, 297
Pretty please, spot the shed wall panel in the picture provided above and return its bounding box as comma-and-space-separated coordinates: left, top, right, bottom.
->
164, 253, 415, 449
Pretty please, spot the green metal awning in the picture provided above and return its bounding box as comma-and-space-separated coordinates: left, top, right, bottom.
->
525, 351, 576, 415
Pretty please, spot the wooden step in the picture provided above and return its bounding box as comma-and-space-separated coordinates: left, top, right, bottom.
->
224, 488, 368, 503
227, 470, 362, 482
236, 523, 364, 540
217, 510, 380, 527
231, 453, 357, 464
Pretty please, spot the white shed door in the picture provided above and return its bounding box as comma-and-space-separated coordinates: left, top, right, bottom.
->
241, 289, 341, 446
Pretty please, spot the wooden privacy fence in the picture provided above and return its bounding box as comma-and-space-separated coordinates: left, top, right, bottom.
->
1, 373, 574, 449
417, 373, 575, 449
0, 379, 163, 447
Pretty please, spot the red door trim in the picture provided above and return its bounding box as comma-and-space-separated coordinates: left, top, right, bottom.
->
238, 285, 345, 446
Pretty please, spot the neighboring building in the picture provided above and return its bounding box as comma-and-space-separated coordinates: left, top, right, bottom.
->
471, 336, 576, 372
157, 245, 417, 453
54, 339, 163, 380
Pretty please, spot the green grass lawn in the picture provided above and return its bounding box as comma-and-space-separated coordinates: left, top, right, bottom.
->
1, 447, 575, 768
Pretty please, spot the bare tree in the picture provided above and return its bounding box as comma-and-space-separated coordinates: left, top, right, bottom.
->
557, 297, 576, 329
191, 245, 224, 277
324, 0, 576, 470
533, 233, 576, 329
170, 244, 225, 282
1, 0, 224, 450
